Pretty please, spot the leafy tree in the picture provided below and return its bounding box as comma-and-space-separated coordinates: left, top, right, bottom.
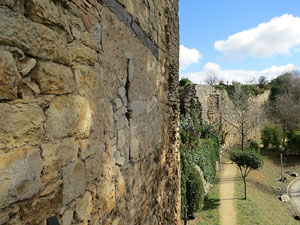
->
261, 125, 282, 150
258, 76, 268, 89
230, 149, 263, 199
267, 75, 300, 180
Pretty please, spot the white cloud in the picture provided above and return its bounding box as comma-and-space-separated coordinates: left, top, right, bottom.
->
180, 63, 297, 84
215, 14, 300, 60
179, 45, 202, 70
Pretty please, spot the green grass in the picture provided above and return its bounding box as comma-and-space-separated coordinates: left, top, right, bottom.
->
235, 150, 300, 225
187, 180, 220, 225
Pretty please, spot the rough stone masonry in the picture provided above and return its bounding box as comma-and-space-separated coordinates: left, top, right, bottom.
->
0, 0, 180, 224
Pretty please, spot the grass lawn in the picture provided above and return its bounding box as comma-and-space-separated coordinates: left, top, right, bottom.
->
235, 149, 300, 225
186, 178, 220, 225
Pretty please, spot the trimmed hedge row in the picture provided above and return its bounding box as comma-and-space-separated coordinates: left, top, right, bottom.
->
180, 113, 219, 217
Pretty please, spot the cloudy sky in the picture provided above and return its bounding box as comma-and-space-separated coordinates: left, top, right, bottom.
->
179, 0, 300, 84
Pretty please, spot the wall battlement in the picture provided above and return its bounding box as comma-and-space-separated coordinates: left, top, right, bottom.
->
0, 1, 180, 224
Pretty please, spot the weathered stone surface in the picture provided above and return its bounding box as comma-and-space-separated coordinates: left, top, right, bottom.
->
0, 50, 21, 100
18, 58, 37, 76
68, 41, 98, 65
75, 191, 93, 222
63, 160, 85, 204
0, 0, 25, 14
0, 146, 43, 209
85, 153, 102, 182
114, 98, 123, 109
117, 129, 126, 149
31, 62, 75, 95
79, 139, 97, 159
42, 137, 78, 172
26, 0, 69, 28
46, 95, 93, 139
0, 6, 70, 64
74, 65, 99, 97
115, 156, 125, 166
118, 87, 126, 98
18, 81, 40, 99
61, 210, 73, 225
0, 102, 45, 150
98, 179, 116, 216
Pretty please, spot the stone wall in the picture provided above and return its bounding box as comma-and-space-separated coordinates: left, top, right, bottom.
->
0, 1, 180, 224
182, 85, 269, 149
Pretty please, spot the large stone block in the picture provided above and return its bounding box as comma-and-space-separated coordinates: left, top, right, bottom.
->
46, 95, 93, 139
0, 146, 43, 209
63, 160, 85, 204
0, 6, 70, 64
75, 191, 93, 222
97, 179, 116, 216
68, 41, 98, 65
0, 102, 45, 150
26, 0, 69, 28
41, 137, 79, 172
0, 50, 21, 100
32, 62, 75, 95
74, 65, 99, 98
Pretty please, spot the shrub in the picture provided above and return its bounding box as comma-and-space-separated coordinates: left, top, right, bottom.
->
188, 138, 219, 183
185, 164, 204, 215
261, 125, 282, 149
250, 141, 260, 153
287, 131, 300, 153
179, 78, 193, 87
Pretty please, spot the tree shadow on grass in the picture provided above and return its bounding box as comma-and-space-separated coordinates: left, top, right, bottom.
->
247, 178, 282, 195
203, 196, 220, 211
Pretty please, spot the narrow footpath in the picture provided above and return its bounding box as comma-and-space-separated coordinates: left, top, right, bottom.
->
219, 159, 238, 225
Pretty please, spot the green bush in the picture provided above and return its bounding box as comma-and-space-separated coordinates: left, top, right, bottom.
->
250, 141, 260, 153
287, 131, 300, 153
185, 164, 204, 215
261, 125, 282, 149
179, 78, 193, 87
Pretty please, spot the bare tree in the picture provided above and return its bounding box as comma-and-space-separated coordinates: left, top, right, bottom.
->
222, 82, 261, 151
204, 71, 218, 86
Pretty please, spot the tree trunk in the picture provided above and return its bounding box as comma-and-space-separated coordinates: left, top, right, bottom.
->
241, 122, 244, 151
243, 177, 247, 200
280, 152, 284, 181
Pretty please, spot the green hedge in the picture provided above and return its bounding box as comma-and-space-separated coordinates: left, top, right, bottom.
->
180, 111, 219, 217
261, 125, 282, 149
186, 138, 219, 183
185, 164, 204, 214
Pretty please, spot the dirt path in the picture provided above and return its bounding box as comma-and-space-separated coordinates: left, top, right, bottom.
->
219, 159, 238, 225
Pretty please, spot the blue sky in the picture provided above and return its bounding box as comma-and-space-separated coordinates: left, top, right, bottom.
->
179, 0, 300, 83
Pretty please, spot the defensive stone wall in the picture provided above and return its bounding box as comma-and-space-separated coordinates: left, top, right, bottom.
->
181, 85, 269, 149
0, 1, 180, 224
